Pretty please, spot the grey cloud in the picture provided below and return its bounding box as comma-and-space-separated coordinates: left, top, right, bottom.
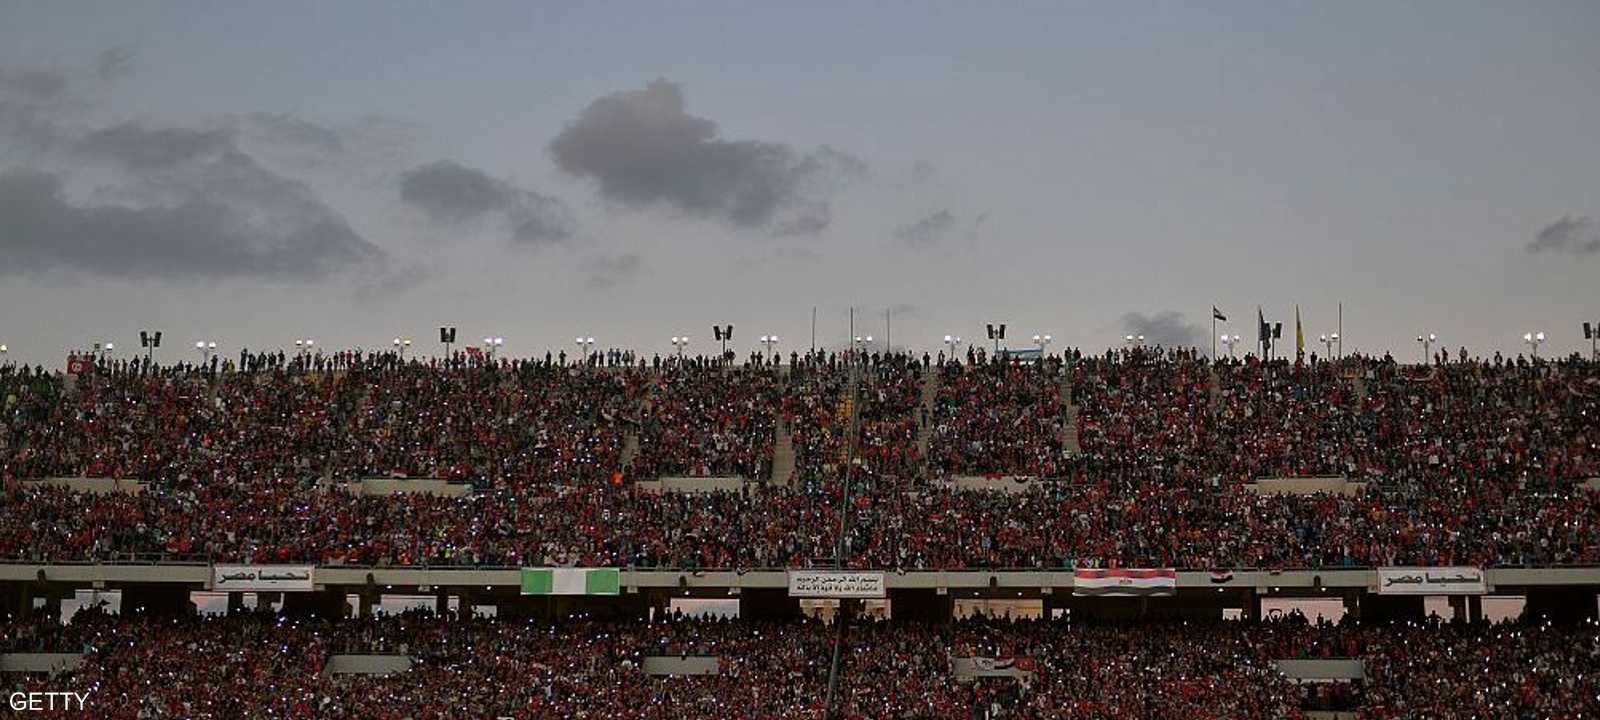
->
79, 123, 233, 169
228, 112, 416, 170
0, 62, 400, 286
1121, 311, 1205, 350
585, 253, 645, 289
399, 160, 572, 244
96, 48, 134, 81
0, 166, 384, 280
771, 202, 831, 237
0, 67, 67, 102
1527, 216, 1600, 256
894, 210, 955, 245
549, 78, 850, 232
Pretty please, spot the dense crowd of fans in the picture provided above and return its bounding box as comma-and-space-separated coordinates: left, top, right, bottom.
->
6, 607, 1597, 718
2, 348, 1598, 569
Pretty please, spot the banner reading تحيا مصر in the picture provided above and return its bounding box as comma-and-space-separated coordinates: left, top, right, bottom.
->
786, 570, 886, 599
212, 565, 315, 592
1376, 567, 1486, 595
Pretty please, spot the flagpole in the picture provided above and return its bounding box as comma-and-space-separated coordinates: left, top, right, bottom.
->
1211, 308, 1217, 360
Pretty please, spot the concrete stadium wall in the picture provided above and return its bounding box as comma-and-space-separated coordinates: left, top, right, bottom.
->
642, 656, 720, 676
325, 654, 413, 675
0, 654, 84, 674
1, 564, 1596, 595
635, 477, 755, 493
1274, 659, 1366, 681
22, 478, 146, 495
1245, 477, 1366, 497
346, 478, 471, 497
939, 476, 1040, 492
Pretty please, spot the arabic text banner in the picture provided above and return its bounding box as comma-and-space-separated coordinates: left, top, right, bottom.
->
1376, 567, 1486, 595
1073, 568, 1176, 597
212, 565, 315, 592
787, 570, 886, 598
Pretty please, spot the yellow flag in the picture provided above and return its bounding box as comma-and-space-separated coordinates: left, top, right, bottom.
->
1295, 305, 1305, 356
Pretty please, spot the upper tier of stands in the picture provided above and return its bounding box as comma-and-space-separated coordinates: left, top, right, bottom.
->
1, 346, 1596, 567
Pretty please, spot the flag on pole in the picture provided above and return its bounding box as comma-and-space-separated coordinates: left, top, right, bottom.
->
1213, 307, 1227, 322
1295, 306, 1305, 358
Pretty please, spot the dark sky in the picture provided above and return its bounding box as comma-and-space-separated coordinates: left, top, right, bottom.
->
2, 1, 1597, 366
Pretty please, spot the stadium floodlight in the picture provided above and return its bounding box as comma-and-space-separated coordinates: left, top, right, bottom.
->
1584, 322, 1597, 360
853, 335, 874, 354
574, 336, 595, 364
1416, 333, 1437, 363
1319, 334, 1338, 359
294, 339, 315, 357
671, 335, 690, 358
392, 337, 413, 358
195, 340, 218, 363
439, 327, 457, 357
759, 334, 780, 358
1221, 334, 1242, 358
943, 335, 962, 359
482, 336, 504, 359
712, 325, 733, 356
139, 330, 162, 363
1522, 331, 1545, 358
1032, 334, 1052, 353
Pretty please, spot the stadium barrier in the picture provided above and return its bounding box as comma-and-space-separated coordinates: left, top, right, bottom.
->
0, 654, 83, 674
344, 478, 472, 497
1273, 659, 1366, 681
21, 478, 146, 495
324, 655, 413, 676
641, 656, 720, 676
1244, 477, 1365, 497
634, 476, 758, 493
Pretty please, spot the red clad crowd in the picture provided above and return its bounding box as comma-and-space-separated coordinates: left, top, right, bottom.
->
6, 608, 1597, 718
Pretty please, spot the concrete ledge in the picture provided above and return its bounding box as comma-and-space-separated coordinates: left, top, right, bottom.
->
642, 656, 720, 676
1245, 477, 1365, 497
938, 476, 1040, 492
346, 478, 471, 497
635, 476, 756, 494
1274, 659, 1365, 681
22, 477, 146, 495
1, 654, 84, 674
1, 565, 1596, 592
325, 654, 412, 676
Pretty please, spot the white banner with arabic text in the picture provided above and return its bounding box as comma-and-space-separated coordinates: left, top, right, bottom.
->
1376, 567, 1485, 595
212, 565, 316, 592
787, 570, 886, 598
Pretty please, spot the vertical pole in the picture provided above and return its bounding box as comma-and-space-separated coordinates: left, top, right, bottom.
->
1211, 312, 1217, 360
812, 306, 817, 353
885, 308, 891, 357
1337, 303, 1343, 359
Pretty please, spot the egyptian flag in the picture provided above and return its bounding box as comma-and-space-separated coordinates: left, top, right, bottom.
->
1073, 568, 1176, 596
1210, 569, 1235, 584
1213, 307, 1227, 322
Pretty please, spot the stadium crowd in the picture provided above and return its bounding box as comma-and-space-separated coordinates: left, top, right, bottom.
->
2, 347, 1598, 569
5, 607, 1597, 718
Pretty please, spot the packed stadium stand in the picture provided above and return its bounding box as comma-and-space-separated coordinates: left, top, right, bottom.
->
2, 344, 1598, 717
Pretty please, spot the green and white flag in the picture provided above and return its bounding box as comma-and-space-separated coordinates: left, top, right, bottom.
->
520, 568, 620, 595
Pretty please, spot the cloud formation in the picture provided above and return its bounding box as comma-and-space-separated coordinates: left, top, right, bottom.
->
96, 47, 134, 81
584, 253, 645, 289
1527, 215, 1600, 257
0, 64, 394, 283
893, 210, 955, 245
549, 79, 856, 233
399, 160, 572, 244
1120, 311, 1205, 350
0, 167, 382, 280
